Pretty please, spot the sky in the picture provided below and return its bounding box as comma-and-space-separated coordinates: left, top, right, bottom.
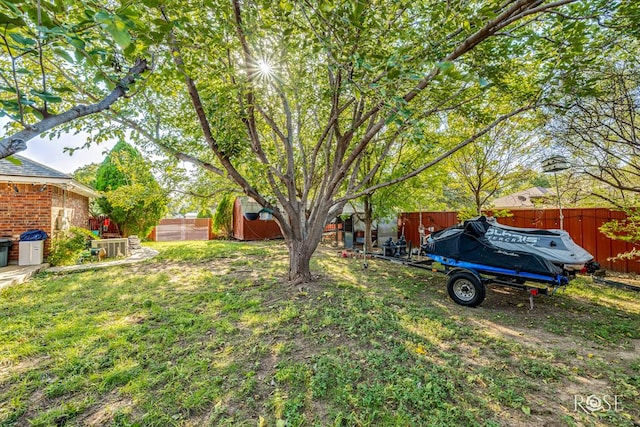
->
1, 117, 115, 174
16, 130, 115, 175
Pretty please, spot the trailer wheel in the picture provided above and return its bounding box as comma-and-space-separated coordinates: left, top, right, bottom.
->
447, 272, 486, 307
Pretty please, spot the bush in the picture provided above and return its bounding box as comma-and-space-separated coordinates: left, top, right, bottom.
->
197, 208, 213, 218
48, 227, 98, 266
213, 194, 234, 238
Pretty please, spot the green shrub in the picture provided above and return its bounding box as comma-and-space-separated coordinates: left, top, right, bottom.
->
197, 208, 213, 218
48, 227, 98, 266
213, 194, 234, 238
456, 207, 478, 222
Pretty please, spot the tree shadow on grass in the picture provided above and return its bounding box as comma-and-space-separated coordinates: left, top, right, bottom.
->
0, 248, 637, 426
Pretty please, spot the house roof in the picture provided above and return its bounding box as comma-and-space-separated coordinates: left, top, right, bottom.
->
0, 155, 98, 198
0, 154, 71, 179
491, 187, 553, 209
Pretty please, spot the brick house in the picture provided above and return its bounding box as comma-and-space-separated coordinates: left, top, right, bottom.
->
0, 155, 98, 264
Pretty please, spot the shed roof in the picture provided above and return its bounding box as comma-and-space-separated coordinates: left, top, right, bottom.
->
0, 155, 98, 198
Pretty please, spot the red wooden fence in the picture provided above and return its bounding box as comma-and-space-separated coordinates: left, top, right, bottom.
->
399, 208, 640, 274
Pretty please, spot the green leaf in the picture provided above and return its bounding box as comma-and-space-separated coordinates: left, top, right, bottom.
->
319, 1, 333, 13
387, 68, 401, 79
123, 41, 137, 56
0, 0, 21, 16
66, 35, 86, 50
41, 25, 66, 35
5, 156, 22, 166
106, 23, 131, 48
0, 13, 24, 27
30, 89, 63, 103
73, 48, 85, 63
279, 0, 293, 13
0, 85, 17, 93
8, 32, 37, 46
436, 61, 454, 74
113, 15, 128, 32
479, 77, 489, 87
94, 11, 112, 24
521, 406, 531, 416
52, 86, 75, 93
54, 48, 75, 63
19, 97, 36, 107
1, 99, 20, 112
351, 0, 365, 23
29, 106, 44, 120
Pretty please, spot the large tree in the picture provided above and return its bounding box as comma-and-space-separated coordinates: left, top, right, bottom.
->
1, 1, 624, 282
548, 65, 640, 201
95, 141, 168, 237
546, 46, 640, 261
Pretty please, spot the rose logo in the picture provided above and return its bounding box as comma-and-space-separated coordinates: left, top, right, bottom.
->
585, 395, 604, 412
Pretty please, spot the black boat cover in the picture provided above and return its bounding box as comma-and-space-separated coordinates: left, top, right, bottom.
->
425, 217, 593, 276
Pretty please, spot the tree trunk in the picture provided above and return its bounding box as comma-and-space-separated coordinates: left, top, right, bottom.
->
279, 203, 335, 284
363, 195, 374, 251
287, 238, 314, 283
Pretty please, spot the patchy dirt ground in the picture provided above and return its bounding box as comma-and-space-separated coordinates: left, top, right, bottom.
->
1, 242, 638, 426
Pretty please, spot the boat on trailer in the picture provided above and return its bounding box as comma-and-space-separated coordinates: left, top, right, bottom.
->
372, 216, 599, 308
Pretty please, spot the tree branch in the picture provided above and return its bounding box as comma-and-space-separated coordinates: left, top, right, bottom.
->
327, 0, 569, 196
335, 103, 535, 203
108, 112, 225, 177
162, 4, 290, 236
0, 58, 149, 159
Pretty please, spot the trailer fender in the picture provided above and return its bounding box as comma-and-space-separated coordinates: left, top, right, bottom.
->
446, 267, 482, 282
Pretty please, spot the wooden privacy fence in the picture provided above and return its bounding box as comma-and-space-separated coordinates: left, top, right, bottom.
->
148, 218, 214, 242
399, 208, 640, 274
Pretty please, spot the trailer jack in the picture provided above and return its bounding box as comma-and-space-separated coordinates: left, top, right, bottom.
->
528, 288, 539, 311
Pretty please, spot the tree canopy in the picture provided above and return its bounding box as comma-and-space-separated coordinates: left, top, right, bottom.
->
95, 140, 168, 237
2, 1, 637, 281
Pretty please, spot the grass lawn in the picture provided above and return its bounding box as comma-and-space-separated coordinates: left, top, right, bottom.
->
0, 240, 638, 426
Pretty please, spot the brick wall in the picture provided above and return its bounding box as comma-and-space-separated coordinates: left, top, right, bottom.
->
0, 182, 53, 263
51, 186, 91, 232
0, 181, 91, 264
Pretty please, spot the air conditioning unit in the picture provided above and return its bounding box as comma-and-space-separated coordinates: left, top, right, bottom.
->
91, 238, 129, 258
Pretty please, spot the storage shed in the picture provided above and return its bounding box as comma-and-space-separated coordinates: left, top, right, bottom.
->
233, 197, 283, 241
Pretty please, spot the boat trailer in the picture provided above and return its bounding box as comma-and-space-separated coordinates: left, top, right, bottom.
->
369, 239, 571, 310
